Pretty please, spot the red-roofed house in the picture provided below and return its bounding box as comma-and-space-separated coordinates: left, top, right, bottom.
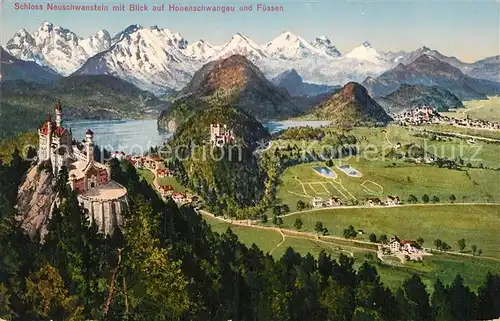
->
390, 236, 422, 253
159, 185, 174, 197
172, 192, 187, 204
156, 168, 171, 178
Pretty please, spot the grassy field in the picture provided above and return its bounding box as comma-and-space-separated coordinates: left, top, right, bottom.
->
279, 205, 500, 258
275, 159, 500, 213
157, 176, 186, 192
201, 214, 500, 291
419, 123, 500, 141
355, 125, 500, 167
271, 125, 500, 168
442, 96, 500, 122
138, 169, 186, 192
203, 215, 284, 254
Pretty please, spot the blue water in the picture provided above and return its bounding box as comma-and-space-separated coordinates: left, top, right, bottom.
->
338, 165, 360, 176
65, 119, 332, 155
265, 120, 332, 133
65, 119, 171, 156
313, 166, 336, 178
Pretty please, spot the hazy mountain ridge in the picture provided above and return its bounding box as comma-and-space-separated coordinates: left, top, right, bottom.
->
0, 46, 62, 83
376, 84, 464, 113
362, 54, 500, 100
271, 69, 339, 97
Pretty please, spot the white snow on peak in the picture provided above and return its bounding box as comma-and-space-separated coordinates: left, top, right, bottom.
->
212, 33, 269, 62
74, 26, 200, 93
6, 21, 112, 75
184, 39, 217, 60
344, 41, 383, 64
264, 31, 329, 59
311, 35, 341, 57
79, 29, 111, 58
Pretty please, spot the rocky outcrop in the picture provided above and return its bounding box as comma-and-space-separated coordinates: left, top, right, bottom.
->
15, 165, 57, 240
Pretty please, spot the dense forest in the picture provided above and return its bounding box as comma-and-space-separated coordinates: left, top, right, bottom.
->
0, 149, 499, 321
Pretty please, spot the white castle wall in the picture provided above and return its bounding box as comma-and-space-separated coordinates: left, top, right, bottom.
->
79, 195, 128, 235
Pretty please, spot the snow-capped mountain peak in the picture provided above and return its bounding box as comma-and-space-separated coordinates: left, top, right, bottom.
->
111, 24, 143, 43
6, 21, 112, 75
213, 33, 269, 61
185, 39, 217, 60
264, 31, 328, 59
79, 29, 111, 56
311, 36, 341, 57
344, 41, 383, 64
38, 21, 54, 32
73, 26, 200, 93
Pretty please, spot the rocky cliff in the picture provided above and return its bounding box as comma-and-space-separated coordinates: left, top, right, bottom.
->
15, 165, 57, 240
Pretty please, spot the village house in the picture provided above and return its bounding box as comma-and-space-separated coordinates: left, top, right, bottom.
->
386, 196, 400, 206
172, 192, 189, 204
143, 156, 163, 170
156, 168, 171, 178
366, 197, 382, 207
389, 236, 422, 254
159, 185, 174, 198
311, 197, 324, 208
111, 151, 126, 160
326, 196, 341, 207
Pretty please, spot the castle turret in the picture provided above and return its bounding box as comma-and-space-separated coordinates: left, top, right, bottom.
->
86, 129, 94, 163
55, 100, 62, 127
46, 114, 53, 160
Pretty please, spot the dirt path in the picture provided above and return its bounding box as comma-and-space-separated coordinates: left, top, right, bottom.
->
269, 229, 286, 255
199, 210, 500, 262
385, 128, 394, 148
279, 202, 500, 219
200, 210, 377, 249
411, 127, 500, 143
460, 104, 484, 118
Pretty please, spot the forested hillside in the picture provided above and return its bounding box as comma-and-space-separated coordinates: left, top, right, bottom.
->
0, 148, 499, 321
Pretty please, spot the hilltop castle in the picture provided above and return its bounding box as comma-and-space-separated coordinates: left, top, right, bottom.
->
210, 123, 235, 147
37, 101, 128, 235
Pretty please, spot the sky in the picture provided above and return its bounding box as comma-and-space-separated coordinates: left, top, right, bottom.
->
1, 0, 499, 62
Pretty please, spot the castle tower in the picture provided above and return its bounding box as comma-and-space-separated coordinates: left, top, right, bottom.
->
55, 100, 62, 127
46, 114, 53, 160
85, 129, 94, 163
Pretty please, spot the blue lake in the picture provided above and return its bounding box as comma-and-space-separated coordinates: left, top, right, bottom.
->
337, 165, 362, 177
66, 119, 332, 155
265, 120, 332, 133
312, 166, 337, 178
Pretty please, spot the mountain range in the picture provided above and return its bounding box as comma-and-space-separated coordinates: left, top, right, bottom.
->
5, 21, 499, 94
0, 47, 61, 83
362, 54, 500, 100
